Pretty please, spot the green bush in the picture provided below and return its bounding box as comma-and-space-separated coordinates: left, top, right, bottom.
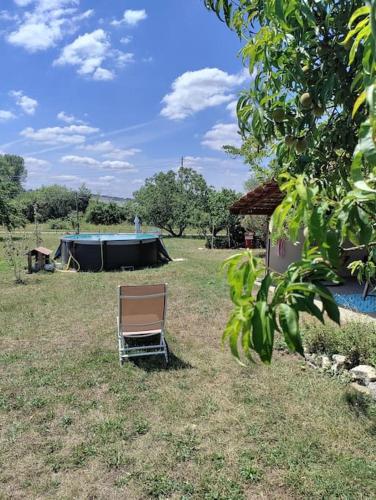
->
49, 219, 70, 230
86, 201, 127, 225
18, 184, 91, 222
302, 321, 376, 367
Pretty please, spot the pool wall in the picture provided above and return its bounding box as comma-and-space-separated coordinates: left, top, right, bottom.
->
56, 234, 171, 271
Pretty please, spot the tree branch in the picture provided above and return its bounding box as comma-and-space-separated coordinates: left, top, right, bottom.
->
342, 241, 376, 252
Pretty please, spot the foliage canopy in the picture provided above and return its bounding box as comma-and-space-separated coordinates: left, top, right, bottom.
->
205, 0, 376, 363
134, 167, 210, 237
0, 154, 27, 228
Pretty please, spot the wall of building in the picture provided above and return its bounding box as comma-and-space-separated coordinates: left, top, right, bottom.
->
266, 232, 367, 277
267, 233, 303, 274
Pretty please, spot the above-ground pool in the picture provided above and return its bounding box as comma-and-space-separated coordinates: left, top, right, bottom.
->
55, 233, 171, 272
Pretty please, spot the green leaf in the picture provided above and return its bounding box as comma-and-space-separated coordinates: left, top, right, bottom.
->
348, 6, 371, 28
314, 283, 340, 325
352, 91, 366, 118
278, 304, 303, 355
354, 180, 376, 193
256, 272, 272, 301
251, 302, 275, 363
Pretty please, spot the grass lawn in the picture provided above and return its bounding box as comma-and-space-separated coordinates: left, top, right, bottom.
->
1, 235, 375, 499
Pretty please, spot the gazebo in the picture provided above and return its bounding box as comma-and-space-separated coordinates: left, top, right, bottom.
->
230, 180, 284, 216
229, 180, 300, 272
230, 180, 368, 278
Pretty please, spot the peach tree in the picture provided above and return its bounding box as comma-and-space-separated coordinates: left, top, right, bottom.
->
204, 0, 376, 363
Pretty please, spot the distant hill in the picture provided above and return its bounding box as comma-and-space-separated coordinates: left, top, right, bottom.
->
96, 195, 131, 205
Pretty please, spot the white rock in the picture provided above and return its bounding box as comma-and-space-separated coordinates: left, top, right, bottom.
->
332, 354, 347, 366
349, 382, 372, 397
350, 365, 376, 384
368, 382, 376, 399
320, 355, 331, 370
331, 354, 347, 374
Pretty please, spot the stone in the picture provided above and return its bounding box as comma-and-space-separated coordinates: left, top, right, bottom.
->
350, 365, 376, 384
305, 353, 318, 368
349, 383, 372, 397
320, 355, 331, 370
332, 354, 347, 366
331, 354, 347, 374
367, 382, 376, 398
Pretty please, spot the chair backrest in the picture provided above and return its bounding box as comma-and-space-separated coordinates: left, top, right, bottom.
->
119, 284, 167, 332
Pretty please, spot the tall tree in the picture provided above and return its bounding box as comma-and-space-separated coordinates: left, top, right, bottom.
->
204, 1, 376, 363
196, 187, 240, 238
134, 167, 209, 236
18, 185, 92, 222
0, 154, 27, 227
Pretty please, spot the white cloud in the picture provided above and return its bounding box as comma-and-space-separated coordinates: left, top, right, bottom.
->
54, 29, 110, 76
131, 178, 143, 184
82, 141, 141, 160
13, 1, 33, 6
53, 174, 81, 182
93, 67, 114, 81
54, 29, 133, 80
226, 100, 238, 120
161, 68, 247, 120
114, 51, 134, 68
99, 175, 115, 181
201, 123, 241, 151
61, 154, 137, 171
0, 110, 16, 121
120, 35, 132, 45
57, 110, 85, 124
24, 156, 50, 175
61, 155, 100, 166
102, 148, 140, 160
24, 156, 50, 168
10, 90, 38, 115
7, 1, 93, 53
0, 10, 19, 21
21, 124, 99, 144
112, 9, 147, 27
102, 160, 136, 171
82, 141, 113, 153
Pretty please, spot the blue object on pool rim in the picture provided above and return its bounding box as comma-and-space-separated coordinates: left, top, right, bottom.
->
333, 293, 376, 314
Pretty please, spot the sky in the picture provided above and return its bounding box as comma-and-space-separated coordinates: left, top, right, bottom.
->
0, 0, 251, 198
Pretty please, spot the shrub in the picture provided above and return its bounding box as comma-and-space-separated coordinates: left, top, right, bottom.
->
49, 219, 70, 230
86, 201, 126, 225
302, 321, 376, 367
18, 184, 91, 222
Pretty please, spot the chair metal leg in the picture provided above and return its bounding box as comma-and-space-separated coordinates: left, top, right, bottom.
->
163, 336, 169, 365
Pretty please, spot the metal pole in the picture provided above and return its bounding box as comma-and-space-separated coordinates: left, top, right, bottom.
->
75, 192, 80, 234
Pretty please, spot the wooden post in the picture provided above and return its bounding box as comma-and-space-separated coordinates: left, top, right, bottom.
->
27, 253, 32, 274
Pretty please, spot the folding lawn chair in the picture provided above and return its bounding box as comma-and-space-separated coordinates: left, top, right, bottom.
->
117, 284, 169, 365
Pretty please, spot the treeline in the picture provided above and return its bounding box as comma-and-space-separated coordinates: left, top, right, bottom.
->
1, 154, 266, 245
132, 167, 242, 242
19, 185, 91, 222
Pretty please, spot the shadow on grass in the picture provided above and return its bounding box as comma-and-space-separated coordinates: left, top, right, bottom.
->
132, 349, 192, 372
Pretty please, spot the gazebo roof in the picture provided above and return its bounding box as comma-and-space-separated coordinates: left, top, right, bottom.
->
230, 180, 284, 216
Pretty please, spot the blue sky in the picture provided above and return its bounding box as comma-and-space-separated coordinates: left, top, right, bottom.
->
0, 0, 250, 197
